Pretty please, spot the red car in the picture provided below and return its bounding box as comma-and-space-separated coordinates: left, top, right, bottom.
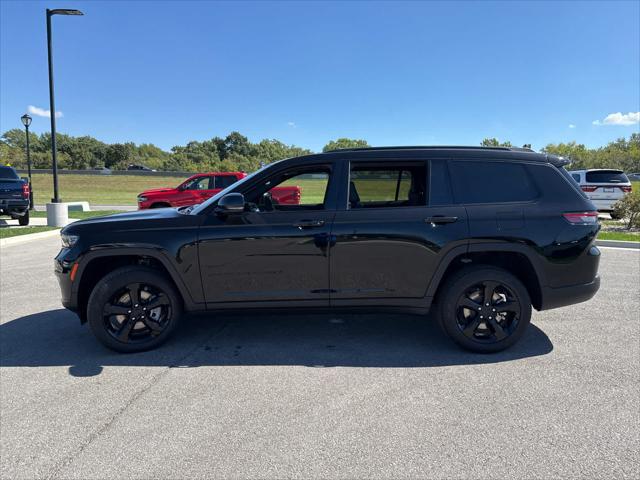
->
137, 172, 301, 209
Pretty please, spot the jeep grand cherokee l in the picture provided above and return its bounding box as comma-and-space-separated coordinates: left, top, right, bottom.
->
55, 146, 601, 353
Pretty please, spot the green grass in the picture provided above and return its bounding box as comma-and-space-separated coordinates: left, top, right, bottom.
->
30, 210, 126, 219
598, 231, 640, 242
30, 173, 181, 206
0, 226, 58, 239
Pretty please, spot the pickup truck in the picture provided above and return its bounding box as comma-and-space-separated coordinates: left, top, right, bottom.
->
0, 166, 30, 225
137, 171, 301, 209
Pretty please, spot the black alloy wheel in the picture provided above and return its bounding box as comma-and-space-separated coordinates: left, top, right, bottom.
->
438, 266, 532, 353
455, 281, 520, 343
87, 266, 182, 352
103, 282, 172, 344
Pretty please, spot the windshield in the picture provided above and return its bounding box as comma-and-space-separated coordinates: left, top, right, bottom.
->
0, 167, 19, 180
190, 162, 277, 215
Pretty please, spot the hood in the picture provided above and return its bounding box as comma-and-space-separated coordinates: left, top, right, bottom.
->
62, 207, 185, 234
139, 187, 179, 196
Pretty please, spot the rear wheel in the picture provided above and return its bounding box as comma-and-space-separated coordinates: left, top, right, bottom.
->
150, 203, 171, 209
437, 266, 532, 353
609, 212, 621, 220
87, 266, 182, 352
18, 211, 29, 226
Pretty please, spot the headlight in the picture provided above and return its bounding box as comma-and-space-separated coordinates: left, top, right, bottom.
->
137, 196, 148, 202
61, 234, 79, 248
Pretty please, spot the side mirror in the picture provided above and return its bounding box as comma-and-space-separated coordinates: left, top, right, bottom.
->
21, 177, 29, 183
215, 193, 245, 215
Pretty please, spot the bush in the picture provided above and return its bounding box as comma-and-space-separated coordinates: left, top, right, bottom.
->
612, 190, 640, 229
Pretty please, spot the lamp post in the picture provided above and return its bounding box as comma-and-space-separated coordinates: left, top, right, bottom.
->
46, 8, 83, 203
20, 113, 34, 210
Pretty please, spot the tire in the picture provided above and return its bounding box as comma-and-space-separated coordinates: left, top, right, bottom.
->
87, 266, 183, 353
437, 266, 532, 353
150, 203, 171, 209
609, 212, 621, 220
18, 211, 29, 226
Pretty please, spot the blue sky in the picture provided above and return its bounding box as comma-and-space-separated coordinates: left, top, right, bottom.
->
1, 0, 639, 152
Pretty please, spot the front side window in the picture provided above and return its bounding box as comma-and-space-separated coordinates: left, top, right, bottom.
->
450, 161, 538, 204
245, 167, 330, 211
349, 163, 427, 208
183, 176, 212, 190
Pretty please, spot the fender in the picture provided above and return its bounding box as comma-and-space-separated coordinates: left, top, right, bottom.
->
72, 246, 204, 313
423, 241, 548, 304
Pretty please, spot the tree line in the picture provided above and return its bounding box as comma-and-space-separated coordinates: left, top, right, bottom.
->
1, 129, 638, 173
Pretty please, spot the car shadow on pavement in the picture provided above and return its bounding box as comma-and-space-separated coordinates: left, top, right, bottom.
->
0, 308, 553, 377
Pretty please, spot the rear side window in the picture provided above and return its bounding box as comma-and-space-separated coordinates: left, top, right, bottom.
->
585, 170, 629, 183
429, 159, 453, 205
349, 163, 427, 208
215, 175, 238, 189
450, 161, 538, 204
571, 173, 581, 183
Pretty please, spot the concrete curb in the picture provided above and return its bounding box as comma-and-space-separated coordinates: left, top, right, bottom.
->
596, 239, 640, 249
0, 229, 61, 248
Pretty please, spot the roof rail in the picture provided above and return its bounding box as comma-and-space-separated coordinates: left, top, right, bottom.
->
325, 145, 532, 153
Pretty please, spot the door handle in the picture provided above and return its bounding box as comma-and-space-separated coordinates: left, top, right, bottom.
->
294, 220, 325, 229
424, 216, 458, 225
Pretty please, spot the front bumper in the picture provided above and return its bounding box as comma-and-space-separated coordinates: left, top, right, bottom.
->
54, 250, 78, 313
539, 275, 601, 310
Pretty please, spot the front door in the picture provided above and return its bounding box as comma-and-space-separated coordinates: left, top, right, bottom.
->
198, 164, 337, 305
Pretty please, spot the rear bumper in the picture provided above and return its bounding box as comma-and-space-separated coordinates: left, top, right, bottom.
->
539, 275, 600, 310
0, 198, 29, 215
591, 199, 620, 211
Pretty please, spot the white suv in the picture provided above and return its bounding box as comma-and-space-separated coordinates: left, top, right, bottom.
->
568, 169, 632, 217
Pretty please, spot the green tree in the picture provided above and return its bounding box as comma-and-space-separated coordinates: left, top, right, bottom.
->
322, 138, 370, 152
480, 138, 513, 147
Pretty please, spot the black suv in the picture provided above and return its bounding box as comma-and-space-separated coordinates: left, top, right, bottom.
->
55, 147, 601, 353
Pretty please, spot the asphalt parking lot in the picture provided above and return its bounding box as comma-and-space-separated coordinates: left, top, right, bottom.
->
1, 237, 639, 479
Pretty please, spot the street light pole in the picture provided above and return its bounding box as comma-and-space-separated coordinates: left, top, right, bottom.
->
21, 114, 34, 209
45, 8, 83, 203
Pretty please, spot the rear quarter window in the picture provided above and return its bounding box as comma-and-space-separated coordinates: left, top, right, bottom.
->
450, 160, 538, 204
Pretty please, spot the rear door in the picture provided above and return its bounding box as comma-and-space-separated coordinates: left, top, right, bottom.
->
329, 158, 468, 306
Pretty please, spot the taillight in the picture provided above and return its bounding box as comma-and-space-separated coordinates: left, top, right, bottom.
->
21, 183, 30, 199
621, 185, 632, 193
563, 211, 599, 224
581, 185, 598, 192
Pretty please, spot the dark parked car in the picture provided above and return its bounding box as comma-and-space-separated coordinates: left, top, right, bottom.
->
127, 164, 155, 172
0, 166, 30, 225
55, 146, 601, 353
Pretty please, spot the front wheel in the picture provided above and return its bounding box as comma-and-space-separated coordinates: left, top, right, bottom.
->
437, 266, 532, 353
87, 266, 183, 352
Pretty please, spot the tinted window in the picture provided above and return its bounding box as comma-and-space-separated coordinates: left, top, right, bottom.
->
215, 175, 238, 189
429, 159, 453, 205
349, 164, 426, 208
450, 161, 538, 204
571, 173, 581, 183
585, 170, 629, 183
0, 167, 19, 180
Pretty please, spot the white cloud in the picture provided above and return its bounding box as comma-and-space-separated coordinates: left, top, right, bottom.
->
27, 105, 63, 118
592, 111, 639, 126
287, 121, 296, 128
568, 124, 576, 129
